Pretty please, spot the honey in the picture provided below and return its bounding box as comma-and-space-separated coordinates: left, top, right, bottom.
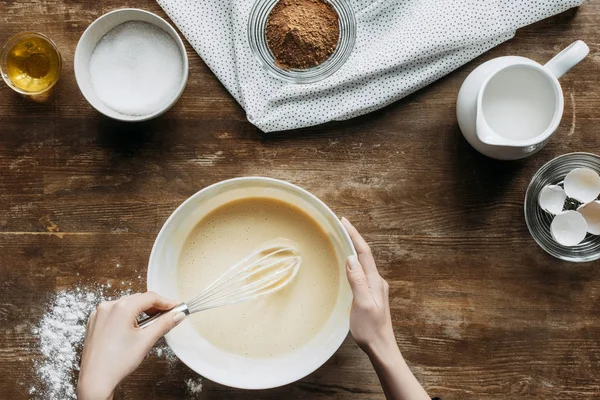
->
1, 33, 61, 94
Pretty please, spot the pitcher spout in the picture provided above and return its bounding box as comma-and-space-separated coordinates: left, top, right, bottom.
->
475, 106, 511, 147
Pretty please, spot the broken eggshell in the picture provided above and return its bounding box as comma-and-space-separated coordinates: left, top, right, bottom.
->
578, 201, 600, 235
538, 185, 567, 215
563, 168, 600, 203
550, 210, 588, 247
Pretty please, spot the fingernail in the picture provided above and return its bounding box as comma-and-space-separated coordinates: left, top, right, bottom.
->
173, 311, 186, 325
347, 255, 359, 270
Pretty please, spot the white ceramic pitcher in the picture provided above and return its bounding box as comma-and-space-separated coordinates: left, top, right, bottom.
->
457, 41, 589, 160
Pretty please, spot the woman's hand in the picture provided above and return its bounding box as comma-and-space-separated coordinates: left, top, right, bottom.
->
341, 218, 430, 400
77, 292, 184, 400
341, 217, 395, 353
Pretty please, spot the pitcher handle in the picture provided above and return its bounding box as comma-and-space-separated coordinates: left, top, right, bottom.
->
544, 40, 589, 79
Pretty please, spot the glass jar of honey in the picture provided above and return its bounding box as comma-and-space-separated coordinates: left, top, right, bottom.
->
0, 32, 62, 95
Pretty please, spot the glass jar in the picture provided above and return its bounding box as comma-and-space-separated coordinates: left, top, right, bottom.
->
524, 152, 600, 262
247, 0, 356, 84
0, 32, 62, 95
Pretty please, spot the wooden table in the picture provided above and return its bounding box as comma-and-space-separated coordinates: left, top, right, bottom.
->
1, 1, 599, 399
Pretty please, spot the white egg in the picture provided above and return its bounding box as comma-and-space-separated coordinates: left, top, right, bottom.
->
563, 168, 600, 203
578, 201, 600, 235
550, 210, 588, 247
538, 185, 566, 215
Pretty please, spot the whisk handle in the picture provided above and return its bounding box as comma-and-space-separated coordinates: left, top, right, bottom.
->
137, 302, 190, 329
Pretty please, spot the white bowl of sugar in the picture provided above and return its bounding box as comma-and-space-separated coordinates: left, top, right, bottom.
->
74, 8, 188, 122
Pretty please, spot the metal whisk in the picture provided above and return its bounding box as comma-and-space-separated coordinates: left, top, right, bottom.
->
138, 244, 301, 329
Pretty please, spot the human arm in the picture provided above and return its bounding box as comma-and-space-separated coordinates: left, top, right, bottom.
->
77, 291, 185, 400
341, 217, 430, 400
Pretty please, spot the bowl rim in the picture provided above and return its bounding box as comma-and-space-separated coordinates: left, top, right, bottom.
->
74, 8, 189, 122
524, 152, 600, 262
147, 176, 355, 389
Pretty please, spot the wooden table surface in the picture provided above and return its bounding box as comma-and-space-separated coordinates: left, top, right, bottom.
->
1, 1, 599, 399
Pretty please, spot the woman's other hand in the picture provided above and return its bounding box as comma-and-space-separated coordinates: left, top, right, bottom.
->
341, 217, 395, 353
341, 218, 430, 400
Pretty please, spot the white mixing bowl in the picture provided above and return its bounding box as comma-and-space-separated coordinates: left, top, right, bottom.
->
147, 177, 354, 389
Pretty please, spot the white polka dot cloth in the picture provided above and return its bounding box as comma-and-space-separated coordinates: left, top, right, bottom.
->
157, 0, 583, 132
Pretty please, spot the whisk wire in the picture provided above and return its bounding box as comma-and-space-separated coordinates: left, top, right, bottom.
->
187, 257, 298, 311
186, 247, 294, 306
137, 243, 301, 329
186, 246, 301, 313
187, 263, 297, 313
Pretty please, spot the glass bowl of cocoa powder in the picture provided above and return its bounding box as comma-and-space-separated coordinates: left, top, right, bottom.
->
248, 0, 356, 84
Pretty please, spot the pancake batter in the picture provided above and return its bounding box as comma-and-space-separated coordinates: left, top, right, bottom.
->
177, 197, 340, 358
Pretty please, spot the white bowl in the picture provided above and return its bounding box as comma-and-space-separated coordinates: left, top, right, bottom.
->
74, 8, 188, 122
147, 177, 354, 389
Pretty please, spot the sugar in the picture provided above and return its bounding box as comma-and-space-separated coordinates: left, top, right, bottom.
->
89, 21, 183, 116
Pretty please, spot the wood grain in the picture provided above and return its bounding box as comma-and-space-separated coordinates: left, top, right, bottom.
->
1, 1, 600, 399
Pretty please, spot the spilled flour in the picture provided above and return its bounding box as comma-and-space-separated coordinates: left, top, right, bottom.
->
30, 285, 203, 399
151, 342, 179, 368
153, 340, 203, 396
31, 287, 131, 399
186, 377, 203, 394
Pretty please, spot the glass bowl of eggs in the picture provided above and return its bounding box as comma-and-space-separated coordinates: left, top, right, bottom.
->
525, 152, 600, 262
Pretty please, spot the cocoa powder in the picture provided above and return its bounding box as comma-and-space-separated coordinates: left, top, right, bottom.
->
265, 0, 340, 70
